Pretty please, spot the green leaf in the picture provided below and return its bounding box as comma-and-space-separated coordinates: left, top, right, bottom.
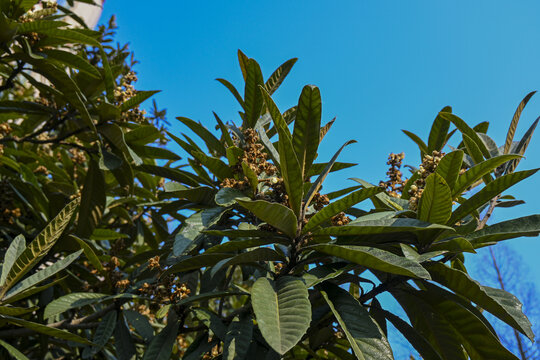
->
439, 112, 491, 159
99, 124, 142, 165
5, 250, 82, 299
193, 308, 227, 340
418, 173, 452, 225
241, 162, 259, 192
402, 130, 428, 157
307, 245, 431, 279
467, 214, 540, 247
120, 90, 160, 112
427, 106, 452, 153
17, 20, 67, 33
265, 58, 297, 95
224, 248, 286, 266
429, 237, 475, 253
137, 164, 200, 187
4, 316, 92, 344
319, 283, 394, 360
191, 151, 234, 181
0, 339, 30, 360
260, 88, 303, 216
1, 199, 79, 296
42, 49, 101, 79
314, 218, 452, 237
303, 187, 382, 233
506, 117, 539, 174
462, 134, 491, 185
142, 316, 179, 360
0, 305, 38, 316
0, 100, 52, 115
162, 254, 233, 276
292, 85, 322, 178
503, 91, 536, 155
70, 236, 103, 274
434, 150, 463, 190
453, 154, 520, 197
216, 78, 245, 109
176, 291, 248, 307
82, 311, 117, 358
43, 292, 107, 320
206, 238, 289, 254
449, 169, 539, 224
76, 160, 105, 238
244, 59, 265, 127
114, 315, 136, 360
425, 262, 533, 340
215, 187, 250, 207
236, 199, 297, 238
0, 235, 25, 287
223, 313, 253, 360
126, 126, 162, 145
176, 117, 226, 157
124, 310, 154, 343
376, 308, 442, 360
251, 276, 311, 355
1, 277, 66, 305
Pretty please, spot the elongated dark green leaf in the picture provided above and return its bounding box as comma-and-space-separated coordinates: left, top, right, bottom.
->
503, 91, 536, 154
203, 229, 286, 239
191, 151, 233, 181
265, 58, 297, 95
223, 313, 253, 360
427, 106, 452, 153
76, 160, 104, 238
292, 85, 322, 178
439, 112, 491, 159
0, 100, 52, 114
192, 308, 227, 340
251, 276, 311, 355
215, 187, 249, 207
123, 310, 154, 343
237, 50, 249, 80
83, 311, 117, 358
0, 339, 29, 360
428, 237, 475, 253
303, 187, 382, 233
418, 287, 519, 360
42, 49, 100, 78
224, 248, 286, 266
176, 117, 226, 156
0, 305, 38, 316
44, 292, 107, 319
126, 126, 162, 145
241, 162, 259, 192
453, 155, 520, 197
425, 262, 533, 340
467, 214, 540, 247
314, 218, 452, 237
375, 308, 442, 360
206, 238, 288, 254
1, 199, 79, 296
142, 317, 179, 360
434, 150, 463, 190
418, 173, 452, 225
217, 78, 245, 109
236, 199, 297, 238
5, 250, 82, 299
304, 140, 357, 212
17, 20, 67, 33
137, 164, 200, 187
4, 316, 92, 344
260, 87, 303, 215
449, 169, 539, 224
462, 134, 492, 185
162, 253, 232, 276
244, 59, 265, 127
114, 315, 136, 360
402, 130, 428, 157
308, 245, 430, 279
2, 277, 66, 305
177, 291, 248, 307
319, 283, 394, 360
506, 117, 539, 174
99, 124, 142, 165
0, 235, 25, 287
120, 90, 160, 112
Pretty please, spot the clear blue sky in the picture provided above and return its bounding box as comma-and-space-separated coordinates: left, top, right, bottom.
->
102, 0, 540, 300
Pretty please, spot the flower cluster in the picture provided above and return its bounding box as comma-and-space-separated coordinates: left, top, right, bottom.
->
379, 152, 406, 198
116, 71, 147, 123
408, 150, 444, 210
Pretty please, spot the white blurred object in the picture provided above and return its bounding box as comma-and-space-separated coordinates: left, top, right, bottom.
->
65, 0, 104, 29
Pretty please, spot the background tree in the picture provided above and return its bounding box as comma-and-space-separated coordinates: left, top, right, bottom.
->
0, 1, 540, 359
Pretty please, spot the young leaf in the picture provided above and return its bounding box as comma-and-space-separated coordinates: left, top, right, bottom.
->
307, 245, 431, 279
236, 199, 297, 238
292, 85, 322, 178
244, 59, 265, 128
251, 276, 311, 355
319, 282, 394, 360
418, 173, 452, 225
503, 91, 536, 155
265, 58, 297, 95
223, 313, 254, 360
1, 199, 79, 296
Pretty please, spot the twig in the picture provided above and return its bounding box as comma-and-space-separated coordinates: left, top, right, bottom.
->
0, 61, 25, 93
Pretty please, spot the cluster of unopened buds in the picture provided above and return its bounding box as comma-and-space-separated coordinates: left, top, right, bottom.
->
408, 150, 444, 210
379, 152, 406, 198
0, 122, 13, 156
116, 71, 147, 123
331, 212, 351, 226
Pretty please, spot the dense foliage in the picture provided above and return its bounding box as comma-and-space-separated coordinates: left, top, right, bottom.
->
0, 1, 539, 359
